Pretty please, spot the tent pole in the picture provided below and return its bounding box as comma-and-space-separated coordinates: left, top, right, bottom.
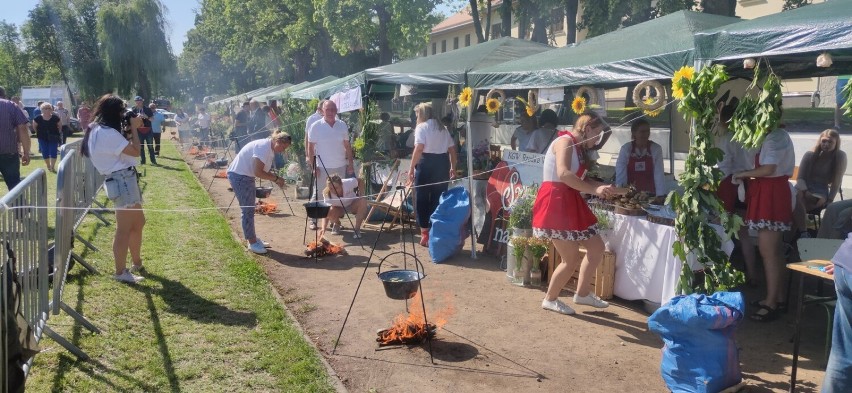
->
466, 90, 478, 259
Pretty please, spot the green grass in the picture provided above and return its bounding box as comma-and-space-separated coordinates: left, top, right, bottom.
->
25, 140, 335, 392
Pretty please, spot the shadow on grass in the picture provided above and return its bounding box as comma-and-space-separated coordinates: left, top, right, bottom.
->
50, 273, 159, 392
138, 272, 258, 327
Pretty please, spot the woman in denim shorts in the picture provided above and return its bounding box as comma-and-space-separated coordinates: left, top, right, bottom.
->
81, 94, 146, 284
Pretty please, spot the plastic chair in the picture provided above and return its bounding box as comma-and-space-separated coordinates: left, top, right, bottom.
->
796, 238, 843, 365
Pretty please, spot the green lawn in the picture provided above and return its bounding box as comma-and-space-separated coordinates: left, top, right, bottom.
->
25, 139, 335, 392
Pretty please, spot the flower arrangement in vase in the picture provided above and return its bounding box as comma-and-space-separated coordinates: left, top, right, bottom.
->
508, 184, 537, 237
527, 237, 549, 288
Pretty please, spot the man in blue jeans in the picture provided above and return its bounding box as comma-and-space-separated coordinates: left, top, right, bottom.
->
0, 86, 32, 192
132, 96, 157, 165
823, 234, 852, 392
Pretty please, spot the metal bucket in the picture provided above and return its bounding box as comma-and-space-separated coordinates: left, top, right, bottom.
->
303, 201, 331, 218
377, 252, 426, 300
256, 186, 273, 198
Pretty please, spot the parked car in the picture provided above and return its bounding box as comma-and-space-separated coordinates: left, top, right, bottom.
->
157, 109, 177, 128
69, 118, 82, 133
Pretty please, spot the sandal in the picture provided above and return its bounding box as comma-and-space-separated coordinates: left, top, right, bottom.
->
750, 304, 780, 322
749, 300, 787, 313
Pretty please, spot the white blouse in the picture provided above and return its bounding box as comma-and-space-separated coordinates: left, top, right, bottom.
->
757, 128, 795, 177
414, 119, 453, 154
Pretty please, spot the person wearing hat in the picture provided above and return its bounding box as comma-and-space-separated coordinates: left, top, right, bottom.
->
131, 96, 157, 165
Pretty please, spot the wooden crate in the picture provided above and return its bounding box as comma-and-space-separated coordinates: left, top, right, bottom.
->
547, 244, 615, 300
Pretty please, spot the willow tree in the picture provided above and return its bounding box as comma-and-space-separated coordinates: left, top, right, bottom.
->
98, 0, 175, 99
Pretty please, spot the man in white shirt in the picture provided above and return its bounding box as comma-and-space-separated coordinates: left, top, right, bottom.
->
307, 100, 353, 229
304, 100, 324, 161
196, 106, 212, 148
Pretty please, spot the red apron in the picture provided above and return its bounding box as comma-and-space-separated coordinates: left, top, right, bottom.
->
627, 142, 655, 194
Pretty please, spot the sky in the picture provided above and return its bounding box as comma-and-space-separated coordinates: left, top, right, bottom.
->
3, 0, 198, 55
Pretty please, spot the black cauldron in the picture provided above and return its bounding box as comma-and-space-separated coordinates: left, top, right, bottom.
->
256, 186, 273, 198
303, 201, 331, 219
377, 252, 426, 300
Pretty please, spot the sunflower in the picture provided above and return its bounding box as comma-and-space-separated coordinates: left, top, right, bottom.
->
458, 87, 473, 107
571, 96, 587, 115
672, 86, 685, 100
515, 96, 536, 117
485, 98, 501, 114
643, 98, 663, 117
672, 66, 695, 84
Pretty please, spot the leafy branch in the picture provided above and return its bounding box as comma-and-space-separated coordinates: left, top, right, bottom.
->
730, 64, 783, 149
669, 64, 744, 295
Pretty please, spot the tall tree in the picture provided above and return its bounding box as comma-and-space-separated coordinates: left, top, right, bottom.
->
500, 0, 512, 37
22, 1, 77, 106
467, 0, 487, 43
315, 0, 441, 65
0, 22, 47, 95
98, 0, 175, 99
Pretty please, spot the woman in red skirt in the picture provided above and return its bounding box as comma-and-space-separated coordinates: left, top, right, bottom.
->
534, 113, 622, 315
732, 126, 796, 321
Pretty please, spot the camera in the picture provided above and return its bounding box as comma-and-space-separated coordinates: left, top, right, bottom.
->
120, 109, 139, 137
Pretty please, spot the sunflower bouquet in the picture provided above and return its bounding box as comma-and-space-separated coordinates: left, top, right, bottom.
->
458, 87, 473, 108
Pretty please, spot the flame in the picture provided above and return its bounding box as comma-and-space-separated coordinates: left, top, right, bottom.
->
255, 201, 278, 215
215, 170, 227, 178
304, 239, 345, 257
189, 146, 199, 155
377, 292, 455, 345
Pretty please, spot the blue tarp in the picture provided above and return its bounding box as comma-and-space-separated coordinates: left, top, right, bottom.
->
429, 187, 470, 263
648, 291, 745, 393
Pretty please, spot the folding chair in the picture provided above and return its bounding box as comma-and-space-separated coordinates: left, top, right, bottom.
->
362, 160, 413, 232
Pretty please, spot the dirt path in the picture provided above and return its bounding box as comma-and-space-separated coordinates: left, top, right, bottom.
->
185, 145, 828, 393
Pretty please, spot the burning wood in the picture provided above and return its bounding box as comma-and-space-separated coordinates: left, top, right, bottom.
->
255, 201, 278, 215
376, 293, 453, 346
377, 323, 436, 346
304, 239, 346, 258
214, 170, 227, 178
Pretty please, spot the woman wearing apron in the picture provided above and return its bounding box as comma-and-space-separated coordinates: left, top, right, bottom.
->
534, 113, 622, 315
615, 119, 666, 202
733, 126, 796, 321
407, 103, 457, 246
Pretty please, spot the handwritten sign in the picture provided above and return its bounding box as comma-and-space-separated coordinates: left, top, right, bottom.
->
481, 150, 545, 252
330, 86, 362, 113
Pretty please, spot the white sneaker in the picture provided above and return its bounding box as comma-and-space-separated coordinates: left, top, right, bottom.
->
541, 298, 575, 315
574, 293, 609, 308
255, 238, 271, 248
248, 241, 268, 254
331, 223, 340, 235
114, 270, 144, 284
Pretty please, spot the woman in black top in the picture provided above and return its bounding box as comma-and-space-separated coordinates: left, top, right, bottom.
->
32, 102, 63, 172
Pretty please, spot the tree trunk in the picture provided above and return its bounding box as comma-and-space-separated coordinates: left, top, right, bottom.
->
531, 6, 548, 44
501, 0, 512, 37
565, 0, 579, 44
701, 0, 737, 16
375, 5, 392, 65
484, 1, 493, 40
469, 0, 486, 43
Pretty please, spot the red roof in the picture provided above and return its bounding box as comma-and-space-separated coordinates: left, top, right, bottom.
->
432, 0, 503, 34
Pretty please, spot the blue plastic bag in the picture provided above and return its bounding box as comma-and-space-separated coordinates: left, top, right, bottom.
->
647, 292, 745, 393
428, 187, 470, 263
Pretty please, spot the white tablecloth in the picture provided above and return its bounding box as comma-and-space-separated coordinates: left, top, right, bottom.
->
601, 214, 734, 305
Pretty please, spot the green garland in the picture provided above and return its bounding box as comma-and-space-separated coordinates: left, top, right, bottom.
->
730, 66, 784, 149
670, 64, 744, 295
841, 79, 852, 117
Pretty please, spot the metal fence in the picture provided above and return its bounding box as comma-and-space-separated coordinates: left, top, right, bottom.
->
59, 141, 107, 273
1, 169, 50, 388
51, 150, 101, 360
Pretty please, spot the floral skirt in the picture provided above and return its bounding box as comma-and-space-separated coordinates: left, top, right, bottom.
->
745, 176, 792, 232
532, 181, 598, 241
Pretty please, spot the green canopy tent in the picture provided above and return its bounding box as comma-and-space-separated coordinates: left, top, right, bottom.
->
468, 11, 741, 90
365, 36, 553, 86
209, 84, 288, 107
289, 73, 366, 100
694, 0, 852, 77
271, 76, 340, 100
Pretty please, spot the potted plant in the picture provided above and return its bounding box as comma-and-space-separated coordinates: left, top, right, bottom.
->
527, 237, 548, 288
508, 236, 528, 283
508, 185, 537, 238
